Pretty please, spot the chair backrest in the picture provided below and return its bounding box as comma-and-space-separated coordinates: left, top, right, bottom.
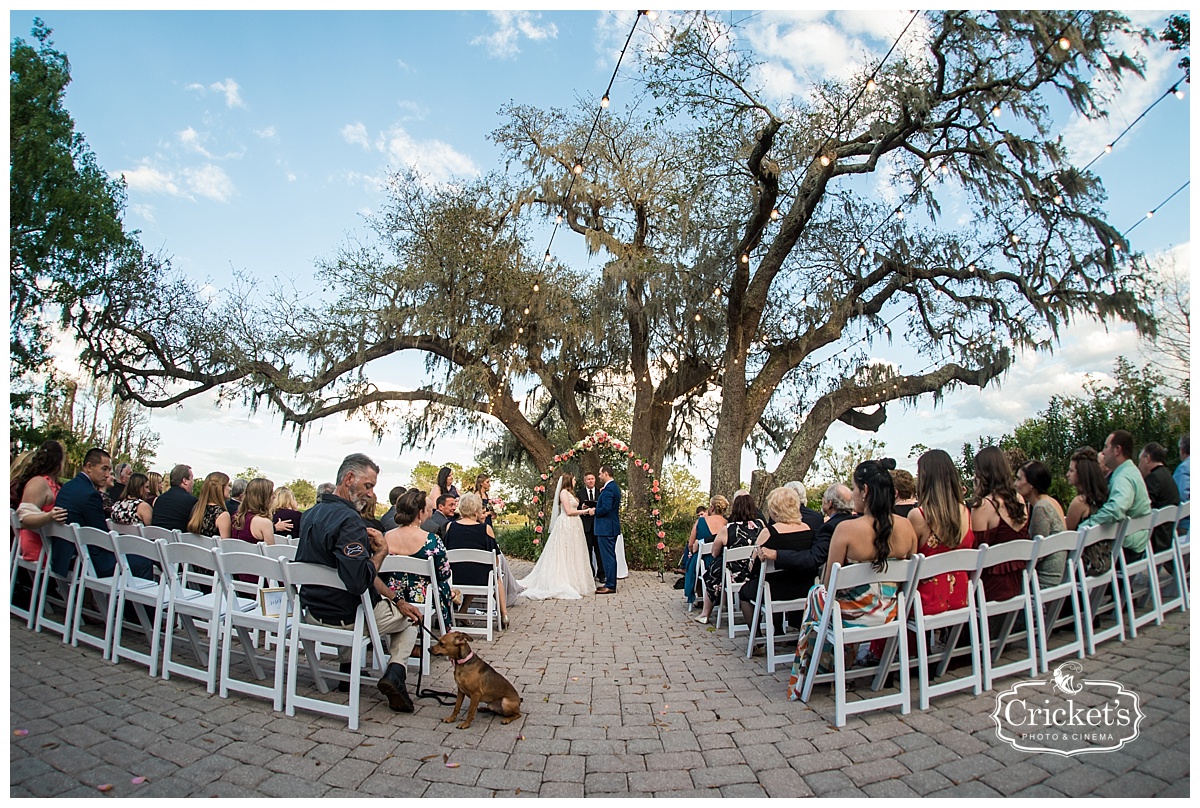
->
446, 548, 497, 567
1178, 501, 1190, 522
1122, 511, 1154, 536
379, 554, 438, 578
177, 532, 218, 550
273, 533, 292, 546
827, 557, 917, 594
217, 538, 261, 554
41, 520, 77, 544
74, 525, 117, 555
912, 546, 983, 581
1036, 529, 1084, 560
11, 508, 23, 541
1079, 519, 1122, 549
282, 560, 346, 589
213, 550, 284, 589
1148, 505, 1179, 534
723, 544, 756, 564
113, 532, 163, 571
260, 543, 298, 562
157, 539, 219, 593
140, 525, 179, 542
978, 538, 1038, 570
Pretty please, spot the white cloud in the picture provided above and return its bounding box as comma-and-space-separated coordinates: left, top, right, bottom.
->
395, 100, 426, 121
129, 203, 156, 222
471, 10, 557, 59
117, 163, 185, 197
177, 125, 220, 159
376, 124, 479, 184
210, 78, 245, 109
253, 125, 277, 140
396, 58, 410, 72
341, 122, 370, 149
181, 164, 236, 202
286, 170, 297, 183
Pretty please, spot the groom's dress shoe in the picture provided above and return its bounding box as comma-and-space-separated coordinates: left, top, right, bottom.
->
595, 587, 615, 594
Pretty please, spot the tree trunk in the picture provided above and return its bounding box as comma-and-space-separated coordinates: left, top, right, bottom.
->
627, 388, 671, 511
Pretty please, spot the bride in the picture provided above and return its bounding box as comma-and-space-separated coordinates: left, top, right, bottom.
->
518, 473, 596, 599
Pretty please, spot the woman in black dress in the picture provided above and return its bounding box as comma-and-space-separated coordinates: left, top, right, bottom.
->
443, 492, 508, 627
738, 487, 814, 630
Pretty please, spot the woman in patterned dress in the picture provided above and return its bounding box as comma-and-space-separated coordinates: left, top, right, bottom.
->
111, 473, 154, 528
380, 489, 454, 633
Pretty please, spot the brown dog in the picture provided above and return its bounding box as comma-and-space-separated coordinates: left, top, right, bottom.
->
430, 631, 522, 729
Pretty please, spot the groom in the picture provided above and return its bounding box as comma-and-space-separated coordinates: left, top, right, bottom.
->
592, 465, 621, 594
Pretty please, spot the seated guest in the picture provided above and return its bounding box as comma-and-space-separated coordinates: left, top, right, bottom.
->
420, 494, 457, 539
910, 450, 976, 612
694, 493, 762, 624
1174, 433, 1189, 534
892, 469, 918, 517
380, 489, 454, 634
111, 473, 154, 528
785, 481, 824, 533
1016, 460, 1067, 587
359, 492, 384, 534
13, 440, 68, 562
737, 487, 815, 630
971, 446, 1030, 601
1083, 430, 1152, 560
316, 482, 335, 496
145, 472, 163, 506
787, 459, 918, 696
1139, 441, 1181, 552
226, 477, 247, 516
108, 462, 132, 503
54, 448, 153, 579
756, 483, 857, 609
380, 485, 406, 532
685, 495, 729, 606
152, 464, 199, 531
231, 478, 277, 545
269, 486, 303, 538
1066, 447, 1112, 575
187, 472, 232, 538
674, 505, 708, 574
444, 492, 508, 628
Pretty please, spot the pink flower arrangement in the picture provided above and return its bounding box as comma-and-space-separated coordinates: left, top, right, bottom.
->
634, 459, 643, 468
540, 473, 548, 480
656, 540, 666, 549
537, 511, 544, 518
534, 525, 543, 534
533, 538, 541, 545
651, 509, 659, 516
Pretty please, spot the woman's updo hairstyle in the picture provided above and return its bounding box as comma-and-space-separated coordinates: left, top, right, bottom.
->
394, 488, 427, 527
853, 457, 898, 571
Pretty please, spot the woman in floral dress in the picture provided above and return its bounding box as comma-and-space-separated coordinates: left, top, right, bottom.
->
380, 489, 453, 633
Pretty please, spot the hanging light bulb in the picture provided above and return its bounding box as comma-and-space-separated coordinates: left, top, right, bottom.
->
1053, 194, 1063, 205
1058, 36, 1071, 50
1010, 234, 1021, 244
941, 163, 950, 175
968, 263, 977, 272
858, 245, 867, 256
1104, 143, 1113, 154
644, 10, 658, 21
896, 209, 905, 220
532, 282, 540, 292
770, 208, 780, 220
866, 78, 877, 93
523, 306, 530, 315
1174, 86, 1186, 100
694, 312, 702, 322
819, 154, 831, 167
991, 105, 1002, 118
1146, 210, 1155, 218
573, 162, 584, 175
543, 250, 552, 263
740, 253, 749, 264
1113, 243, 1122, 252
518, 327, 524, 334
555, 212, 564, 224
601, 94, 610, 108
713, 287, 721, 297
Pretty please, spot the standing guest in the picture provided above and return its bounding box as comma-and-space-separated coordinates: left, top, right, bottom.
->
152, 464, 198, 532
12, 440, 68, 562
787, 458, 918, 693
1016, 460, 1067, 587
187, 472, 232, 538
1138, 441, 1181, 552
111, 473, 154, 528
785, 481, 825, 533
891, 469, 919, 518
474, 474, 495, 526
578, 472, 601, 579
737, 487, 816, 631
145, 472, 163, 506
427, 467, 459, 514
694, 493, 763, 624
970, 446, 1030, 601
269, 486, 304, 539
108, 462, 132, 502
297, 453, 421, 712
1083, 430, 1152, 559
54, 448, 152, 578
1174, 433, 1190, 534
420, 494, 457, 539
444, 492, 509, 628
380, 485, 406, 532
910, 450, 975, 613
231, 478, 278, 545
380, 489, 454, 637
685, 495, 730, 606
226, 478, 248, 516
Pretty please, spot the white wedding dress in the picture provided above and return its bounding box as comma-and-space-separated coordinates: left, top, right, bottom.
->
518, 490, 596, 599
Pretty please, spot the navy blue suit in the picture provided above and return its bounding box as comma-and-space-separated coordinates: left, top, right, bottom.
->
53, 473, 153, 579
594, 481, 622, 590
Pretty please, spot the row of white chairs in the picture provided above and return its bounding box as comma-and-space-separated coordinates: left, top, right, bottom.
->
10, 516, 442, 731
693, 504, 1189, 727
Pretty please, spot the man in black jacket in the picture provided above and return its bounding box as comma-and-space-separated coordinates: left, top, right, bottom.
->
1139, 442, 1181, 552
152, 464, 198, 531
578, 473, 600, 579
296, 453, 422, 712
757, 483, 856, 587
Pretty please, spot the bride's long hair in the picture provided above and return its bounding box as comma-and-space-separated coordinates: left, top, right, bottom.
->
559, 472, 575, 493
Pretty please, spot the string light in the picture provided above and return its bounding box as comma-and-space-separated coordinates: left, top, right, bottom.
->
573, 161, 584, 175
643, 10, 658, 21
523, 306, 530, 315
1058, 36, 1071, 50
1053, 194, 1063, 205
858, 246, 867, 256
1103, 143, 1113, 154
1174, 85, 1186, 100
601, 95, 610, 108
896, 209, 905, 220
770, 208, 780, 220
543, 251, 552, 263
694, 312, 702, 322
532, 282, 540, 292
819, 154, 831, 167
555, 213, 563, 224
866, 78, 877, 93
1145, 210, 1154, 219
740, 253, 749, 263
991, 105, 1002, 118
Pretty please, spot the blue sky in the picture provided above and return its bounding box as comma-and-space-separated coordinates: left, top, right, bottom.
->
14, 8, 1190, 494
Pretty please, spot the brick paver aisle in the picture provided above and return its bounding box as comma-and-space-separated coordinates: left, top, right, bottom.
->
9, 564, 1191, 797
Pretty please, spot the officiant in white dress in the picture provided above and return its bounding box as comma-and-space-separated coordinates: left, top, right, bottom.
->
518, 473, 597, 599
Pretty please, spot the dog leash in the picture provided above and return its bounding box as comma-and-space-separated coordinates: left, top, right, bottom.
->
411, 618, 458, 705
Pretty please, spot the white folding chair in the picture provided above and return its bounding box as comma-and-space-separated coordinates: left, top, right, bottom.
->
33, 521, 82, 643
213, 551, 291, 710
378, 554, 442, 675
797, 558, 917, 727
260, 543, 298, 563
1175, 501, 1190, 609
69, 527, 123, 659
107, 519, 143, 536
158, 541, 251, 693
716, 544, 755, 638
689, 539, 713, 611
447, 548, 499, 641
976, 539, 1038, 691
11, 509, 46, 629
745, 560, 810, 672
178, 532, 218, 550
1030, 530, 1086, 672
1113, 512, 1160, 638
140, 525, 180, 542
1147, 505, 1186, 618
111, 535, 169, 676
281, 561, 379, 731
1076, 521, 1127, 654
217, 538, 262, 555
907, 549, 984, 709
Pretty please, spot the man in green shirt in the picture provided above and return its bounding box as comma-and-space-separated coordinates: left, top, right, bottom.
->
1082, 430, 1152, 555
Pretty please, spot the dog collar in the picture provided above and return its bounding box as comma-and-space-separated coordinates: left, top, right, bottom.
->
454, 651, 474, 665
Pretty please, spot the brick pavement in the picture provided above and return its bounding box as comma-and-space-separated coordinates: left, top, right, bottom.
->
9, 563, 1191, 797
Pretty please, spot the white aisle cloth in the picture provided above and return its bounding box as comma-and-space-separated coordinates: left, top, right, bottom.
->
616, 533, 628, 579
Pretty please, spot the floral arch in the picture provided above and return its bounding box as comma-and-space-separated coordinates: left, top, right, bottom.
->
530, 429, 665, 547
